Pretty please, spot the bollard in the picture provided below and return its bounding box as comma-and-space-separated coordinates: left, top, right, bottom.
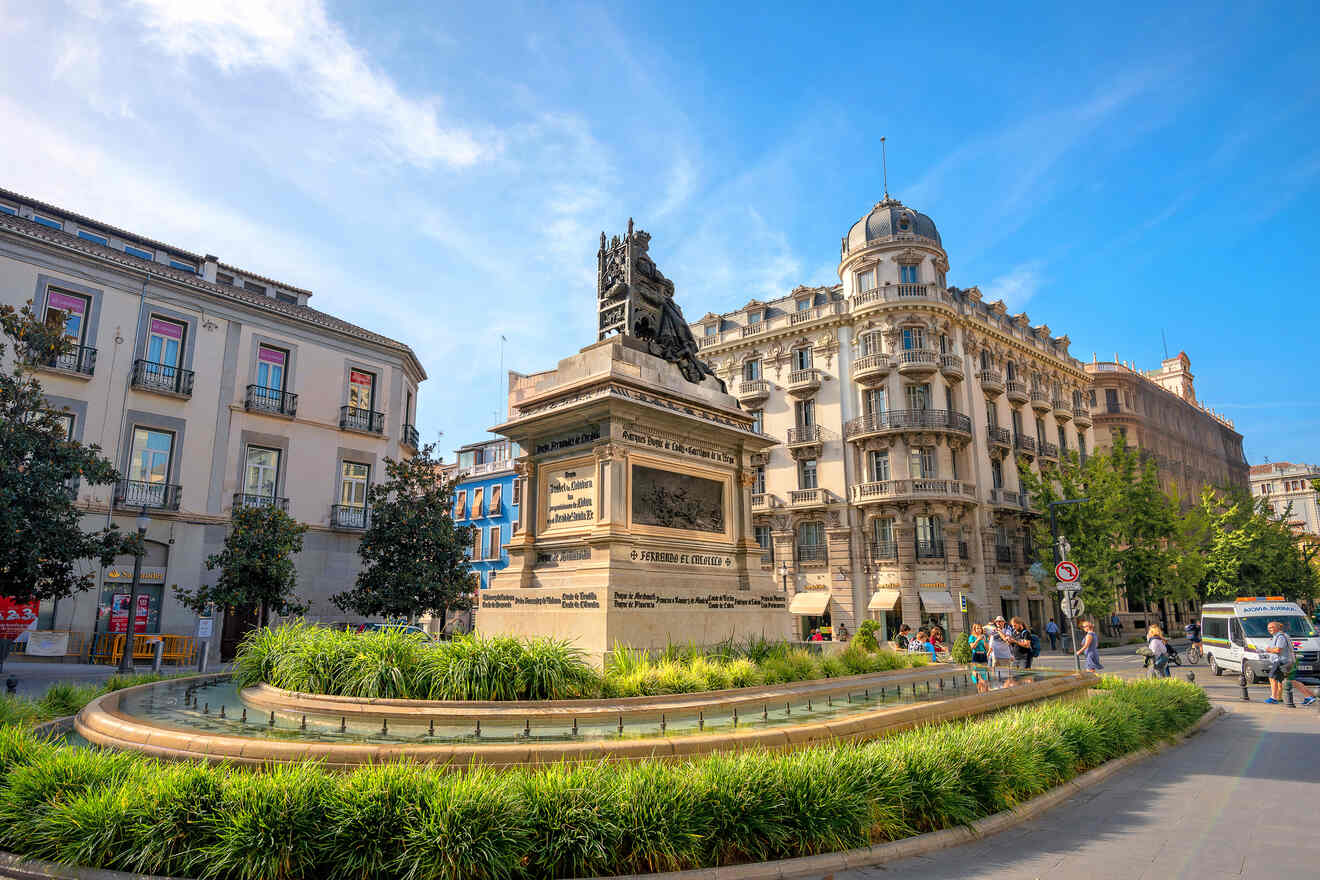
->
785, 701, 791, 715
939, 677, 944, 691
732, 707, 738, 727
762, 704, 767, 720
524, 718, 530, 737
151, 639, 165, 674
429, 719, 435, 737
219, 705, 226, 719
203, 702, 209, 715
618, 715, 623, 734
847, 692, 852, 703
1239, 674, 1251, 702
807, 699, 812, 712
571, 718, 578, 736
241, 708, 247, 723
475, 719, 482, 737
660, 714, 666, 734
701, 711, 706, 730
827, 694, 832, 707
340, 716, 346, 733
1286, 680, 1296, 708
269, 711, 275, 727
5, 676, 17, 696
197, 640, 210, 674
382, 718, 388, 737
300, 714, 306, 730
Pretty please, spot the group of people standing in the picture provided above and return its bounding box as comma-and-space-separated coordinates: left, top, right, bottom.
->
966, 616, 1040, 670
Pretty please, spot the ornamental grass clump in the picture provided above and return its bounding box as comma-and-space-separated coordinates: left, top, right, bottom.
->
0, 679, 1210, 880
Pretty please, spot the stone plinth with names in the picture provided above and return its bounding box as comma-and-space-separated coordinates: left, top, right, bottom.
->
474, 222, 788, 663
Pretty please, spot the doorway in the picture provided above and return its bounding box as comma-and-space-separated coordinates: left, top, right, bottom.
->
219, 606, 260, 662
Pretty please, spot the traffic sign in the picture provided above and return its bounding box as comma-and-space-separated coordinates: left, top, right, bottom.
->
1055, 561, 1079, 583
1056, 582, 1081, 592
1061, 595, 1085, 618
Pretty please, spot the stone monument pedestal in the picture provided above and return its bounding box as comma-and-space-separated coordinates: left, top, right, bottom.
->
475, 335, 788, 665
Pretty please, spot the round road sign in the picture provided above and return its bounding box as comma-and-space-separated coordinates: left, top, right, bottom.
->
1055, 561, 1079, 583
1062, 595, 1085, 618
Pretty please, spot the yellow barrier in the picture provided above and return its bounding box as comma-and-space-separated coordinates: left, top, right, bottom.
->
89, 633, 198, 666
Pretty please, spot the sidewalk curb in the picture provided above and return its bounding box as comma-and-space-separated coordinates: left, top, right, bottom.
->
0, 706, 1225, 880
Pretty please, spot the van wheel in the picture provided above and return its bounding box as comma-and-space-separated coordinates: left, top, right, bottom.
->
1208, 654, 1222, 676
1242, 660, 1261, 685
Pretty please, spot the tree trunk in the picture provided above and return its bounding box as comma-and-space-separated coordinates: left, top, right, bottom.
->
259, 600, 268, 630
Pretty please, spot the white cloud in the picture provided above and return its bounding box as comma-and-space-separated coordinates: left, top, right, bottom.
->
126, 0, 489, 169
983, 261, 1046, 308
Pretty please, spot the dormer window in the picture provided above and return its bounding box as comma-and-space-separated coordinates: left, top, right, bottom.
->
796, 298, 811, 312
747, 310, 762, 324
898, 214, 912, 232
244, 281, 267, 296
704, 324, 717, 337
856, 267, 876, 292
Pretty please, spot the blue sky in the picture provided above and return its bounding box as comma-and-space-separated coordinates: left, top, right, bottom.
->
1, 0, 1316, 464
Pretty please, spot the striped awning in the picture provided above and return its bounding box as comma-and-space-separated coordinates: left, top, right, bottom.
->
867, 589, 902, 611
788, 590, 832, 615
918, 589, 956, 613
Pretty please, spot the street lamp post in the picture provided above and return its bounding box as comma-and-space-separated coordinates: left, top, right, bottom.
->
777, 559, 790, 593
1049, 498, 1088, 673
117, 507, 150, 674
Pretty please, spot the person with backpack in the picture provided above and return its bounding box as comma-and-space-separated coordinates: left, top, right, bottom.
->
1045, 618, 1060, 651
1009, 617, 1036, 670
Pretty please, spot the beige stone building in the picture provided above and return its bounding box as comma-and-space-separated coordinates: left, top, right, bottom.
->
1250, 462, 1320, 537
1085, 352, 1248, 501
0, 187, 425, 660
688, 197, 1095, 642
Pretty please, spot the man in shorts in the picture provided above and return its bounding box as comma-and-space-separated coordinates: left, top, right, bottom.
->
1264, 620, 1317, 705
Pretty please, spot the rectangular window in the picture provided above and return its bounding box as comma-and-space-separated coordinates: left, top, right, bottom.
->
244, 447, 280, 498
348, 369, 375, 411
129, 427, 173, 486
794, 399, 815, 428
986, 400, 999, 428
276, 292, 298, 305
1012, 409, 1023, 436
872, 517, 894, 545
43, 289, 90, 345
1036, 417, 1046, 445
900, 264, 919, 283
55, 413, 74, 440
489, 483, 502, 515
216, 272, 234, 286
489, 526, 502, 559
860, 332, 882, 356
754, 525, 773, 560
905, 383, 930, 411
1058, 426, 1067, 453
751, 409, 763, 434
168, 259, 196, 274
32, 213, 62, 230
471, 487, 484, 519
146, 317, 185, 368
793, 347, 812, 370
256, 345, 287, 391
747, 310, 762, 324
77, 230, 108, 246
798, 521, 824, 547
901, 327, 926, 350
340, 462, 369, 507
743, 359, 761, 381
244, 281, 267, 295
753, 464, 766, 495
799, 458, 818, 489
472, 528, 482, 560
916, 514, 942, 543
856, 267, 876, 291
796, 298, 810, 312
863, 388, 886, 417
512, 478, 522, 507
704, 324, 717, 336
1105, 388, 1120, 413
950, 451, 959, 481
454, 489, 467, 519
992, 458, 1004, 489
868, 450, 890, 481
910, 447, 936, 479
124, 245, 153, 261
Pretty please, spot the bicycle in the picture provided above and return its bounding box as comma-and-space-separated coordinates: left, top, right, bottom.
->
1183, 641, 1202, 664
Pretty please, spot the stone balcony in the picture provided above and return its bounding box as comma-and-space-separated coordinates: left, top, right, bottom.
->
751, 492, 778, 512
1073, 406, 1092, 427
736, 379, 771, 407
851, 353, 893, 386
788, 487, 830, 509
1052, 399, 1073, 421
939, 353, 964, 381
988, 488, 1022, 507
978, 369, 1004, 396
1014, 433, 1036, 456
1039, 440, 1060, 460
849, 478, 976, 506
1005, 380, 1029, 405
1030, 390, 1051, 413
786, 368, 822, 398
850, 282, 952, 316
987, 425, 1011, 450
896, 348, 939, 378
786, 424, 827, 458
843, 408, 973, 442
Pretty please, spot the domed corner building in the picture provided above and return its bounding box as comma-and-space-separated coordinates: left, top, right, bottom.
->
688, 195, 1095, 644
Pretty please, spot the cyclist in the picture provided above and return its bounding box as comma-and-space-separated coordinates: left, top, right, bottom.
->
1184, 619, 1202, 661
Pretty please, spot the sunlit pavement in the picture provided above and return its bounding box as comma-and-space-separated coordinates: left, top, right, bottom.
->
837, 648, 1320, 879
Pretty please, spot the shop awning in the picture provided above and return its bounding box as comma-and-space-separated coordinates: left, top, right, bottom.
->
867, 589, 902, 611
918, 589, 955, 613
788, 590, 832, 615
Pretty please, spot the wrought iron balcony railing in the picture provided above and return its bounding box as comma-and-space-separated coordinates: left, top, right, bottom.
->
29, 343, 96, 376
995, 544, 1014, 563
868, 540, 898, 561
330, 504, 369, 530
402, 423, 421, 450
796, 544, 826, 562
114, 479, 181, 511
245, 385, 298, 417
339, 406, 384, 434
915, 539, 945, 559
844, 408, 973, 438
233, 493, 289, 512
131, 359, 194, 397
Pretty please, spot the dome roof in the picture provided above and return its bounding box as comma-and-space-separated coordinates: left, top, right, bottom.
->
845, 198, 941, 252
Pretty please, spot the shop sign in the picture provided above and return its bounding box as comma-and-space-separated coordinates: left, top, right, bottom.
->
109, 594, 149, 634
104, 566, 166, 583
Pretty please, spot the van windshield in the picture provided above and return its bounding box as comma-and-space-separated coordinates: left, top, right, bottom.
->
1241, 616, 1316, 639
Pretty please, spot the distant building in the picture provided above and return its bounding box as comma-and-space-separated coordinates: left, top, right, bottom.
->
1085, 352, 1248, 500
1250, 461, 1320, 537
452, 438, 522, 591
0, 186, 426, 660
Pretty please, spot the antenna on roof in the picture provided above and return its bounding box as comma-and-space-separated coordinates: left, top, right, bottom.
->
880, 136, 889, 199
1161, 329, 1168, 359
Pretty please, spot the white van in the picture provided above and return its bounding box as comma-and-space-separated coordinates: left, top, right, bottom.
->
1202, 598, 1320, 683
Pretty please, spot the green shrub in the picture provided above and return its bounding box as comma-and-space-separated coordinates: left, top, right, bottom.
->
949, 634, 973, 664
0, 679, 1210, 879
854, 619, 881, 652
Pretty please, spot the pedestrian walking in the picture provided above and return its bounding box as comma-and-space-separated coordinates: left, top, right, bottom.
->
968, 623, 988, 665
1147, 625, 1171, 677
1263, 620, 1317, 705
1045, 618, 1060, 651
1076, 619, 1103, 671
1111, 612, 1123, 640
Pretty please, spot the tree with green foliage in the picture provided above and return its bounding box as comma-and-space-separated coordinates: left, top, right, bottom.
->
0, 302, 130, 603
1197, 488, 1320, 603
174, 505, 308, 627
1018, 442, 1180, 623
332, 443, 476, 625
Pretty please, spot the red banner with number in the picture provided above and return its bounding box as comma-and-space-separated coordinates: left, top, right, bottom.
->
0, 597, 40, 639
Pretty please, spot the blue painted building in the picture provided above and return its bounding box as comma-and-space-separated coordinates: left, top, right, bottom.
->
452, 438, 521, 590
